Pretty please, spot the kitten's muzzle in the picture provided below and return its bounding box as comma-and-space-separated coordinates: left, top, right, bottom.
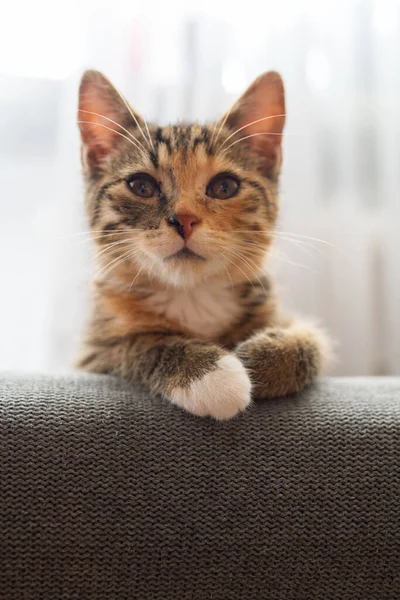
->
167, 213, 200, 240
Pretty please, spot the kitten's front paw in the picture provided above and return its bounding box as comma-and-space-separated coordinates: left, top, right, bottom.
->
169, 355, 252, 420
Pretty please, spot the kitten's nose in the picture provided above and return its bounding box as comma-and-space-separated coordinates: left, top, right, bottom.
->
167, 213, 200, 240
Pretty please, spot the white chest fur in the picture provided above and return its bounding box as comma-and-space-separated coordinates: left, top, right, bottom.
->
145, 284, 241, 338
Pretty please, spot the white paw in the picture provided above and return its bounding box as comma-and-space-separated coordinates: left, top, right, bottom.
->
169, 355, 252, 420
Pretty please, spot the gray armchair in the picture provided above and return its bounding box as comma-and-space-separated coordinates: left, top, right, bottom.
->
1, 374, 400, 599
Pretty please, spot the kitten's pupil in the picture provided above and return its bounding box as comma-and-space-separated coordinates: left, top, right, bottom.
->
207, 174, 239, 200
128, 174, 158, 198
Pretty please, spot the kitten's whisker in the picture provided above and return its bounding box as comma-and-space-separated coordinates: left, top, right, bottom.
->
269, 248, 317, 273
234, 229, 331, 246
211, 102, 235, 148
272, 237, 326, 260
112, 84, 152, 151
80, 243, 135, 275
90, 242, 134, 265
223, 131, 292, 152
95, 248, 135, 279
58, 229, 143, 241
273, 231, 347, 257
90, 232, 142, 242
141, 115, 155, 154
68, 235, 134, 248
237, 240, 269, 250
221, 248, 259, 290
231, 229, 340, 251
62, 232, 145, 249
104, 253, 138, 279
129, 266, 146, 291
232, 237, 315, 273
273, 231, 335, 246
92, 239, 135, 260
215, 255, 234, 290
78, 110, 147, 152
218, 251, 255, 290
226, 247, 270, 293
97, 246, 134, 275
60, 238, 138, 278
220, 113, 287, 148
229, 230, 273, 235
78, 121, 147, 156
242, 241, 317, 272
238, 237, 319, 260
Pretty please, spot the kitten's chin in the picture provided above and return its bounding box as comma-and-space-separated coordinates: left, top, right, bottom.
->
145, 254, 224, 288
159, 262, 214, 288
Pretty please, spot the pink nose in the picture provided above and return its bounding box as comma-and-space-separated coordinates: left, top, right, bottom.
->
169, 213, 200, 240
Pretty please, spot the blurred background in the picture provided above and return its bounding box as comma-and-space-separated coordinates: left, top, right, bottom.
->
0, 0, 399, 374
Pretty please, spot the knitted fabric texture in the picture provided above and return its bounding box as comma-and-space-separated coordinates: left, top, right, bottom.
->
1, 374, 400, 599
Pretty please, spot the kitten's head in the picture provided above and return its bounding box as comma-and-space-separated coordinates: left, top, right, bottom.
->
78, 70, 285, 288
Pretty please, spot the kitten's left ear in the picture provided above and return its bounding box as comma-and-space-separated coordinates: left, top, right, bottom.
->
78, 70, 142, 172
223, 71, 285, 178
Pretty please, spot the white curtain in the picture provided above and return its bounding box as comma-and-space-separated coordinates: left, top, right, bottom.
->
0, 0, 399, 374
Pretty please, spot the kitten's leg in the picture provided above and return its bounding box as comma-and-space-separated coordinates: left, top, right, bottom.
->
78, 333, 251, 420
234, 323, 331, 398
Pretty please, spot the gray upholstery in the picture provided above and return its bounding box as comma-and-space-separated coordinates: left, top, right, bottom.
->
1, 374, 400, 599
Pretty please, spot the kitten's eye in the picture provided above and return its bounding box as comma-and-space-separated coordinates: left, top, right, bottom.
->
127, 174, 159, 198
206, 174, 240, 200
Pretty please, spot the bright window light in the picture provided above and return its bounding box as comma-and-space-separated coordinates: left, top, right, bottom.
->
0, 1, 82, 79
373, 1, 398, 35
306, 49, 332, 91
222, 59, 246, 94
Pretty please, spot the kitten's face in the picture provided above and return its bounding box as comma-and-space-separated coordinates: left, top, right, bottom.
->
78, 71, 285, 287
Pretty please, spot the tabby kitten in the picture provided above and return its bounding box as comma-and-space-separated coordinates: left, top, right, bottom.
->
77, 69, 330, 419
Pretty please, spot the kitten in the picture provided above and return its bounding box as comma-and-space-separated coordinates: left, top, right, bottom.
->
76, 69, 331, 419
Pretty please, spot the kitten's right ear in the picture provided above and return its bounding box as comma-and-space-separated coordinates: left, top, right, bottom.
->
222, 71, 285, 179
78, 70, 137, 170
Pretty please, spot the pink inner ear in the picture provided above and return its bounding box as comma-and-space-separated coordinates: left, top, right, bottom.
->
226, 72, 285, 172
245, 106, 285, 168
79, 92, 118, 155
244, 104, 285, 144
78, 71, 133, 166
